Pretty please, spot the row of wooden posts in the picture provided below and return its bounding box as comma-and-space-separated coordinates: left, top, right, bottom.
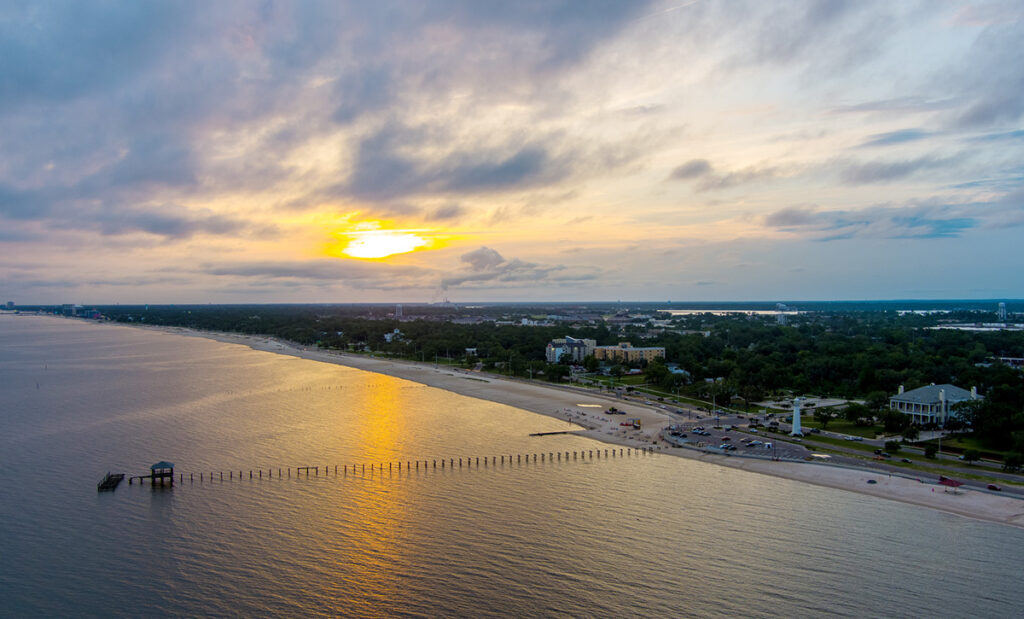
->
137, 446, 657, 485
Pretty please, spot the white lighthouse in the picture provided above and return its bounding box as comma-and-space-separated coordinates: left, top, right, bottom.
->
791, 398, 803, 436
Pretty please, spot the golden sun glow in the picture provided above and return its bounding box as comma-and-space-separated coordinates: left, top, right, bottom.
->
340, 229, 429, 259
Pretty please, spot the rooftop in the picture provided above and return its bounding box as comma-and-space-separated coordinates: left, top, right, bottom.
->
891, 384, 975, 404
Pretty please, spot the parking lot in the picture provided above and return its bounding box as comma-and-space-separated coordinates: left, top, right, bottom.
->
661, 414, 812, 461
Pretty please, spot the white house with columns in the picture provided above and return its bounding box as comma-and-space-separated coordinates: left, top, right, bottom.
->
888, 383, 979, 426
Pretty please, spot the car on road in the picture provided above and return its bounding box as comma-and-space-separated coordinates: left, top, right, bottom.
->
988, 484, 1002, 491
900, 458, 912, 463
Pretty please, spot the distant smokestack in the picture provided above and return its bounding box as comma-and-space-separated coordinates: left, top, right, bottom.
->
898, 384, 904, 395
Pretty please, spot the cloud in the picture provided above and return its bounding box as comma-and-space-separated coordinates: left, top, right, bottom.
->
667, 158, 780, 191
440, 245, 595, 290
343, 122, 577, 201
201, 259, 433, 291
763, 202, 980, 240
838, 156, 955, 185
857, 128, 933, 148
669, 159, 713, 180
764, 206, 819, 228
0, 181, 273, 240
968, 129, 1024, 142
426, 204, 465, 221
459, 246, 505, 271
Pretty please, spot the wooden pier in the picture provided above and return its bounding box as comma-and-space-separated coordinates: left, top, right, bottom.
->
129, 461, 175, 486
111, 447, 662, 489
97, 472, 124, 491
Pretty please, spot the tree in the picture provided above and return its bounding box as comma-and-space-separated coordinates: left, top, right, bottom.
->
884, 440, 901, 453
901, 425, 919, 441
813, 408, 832, 430
583, 355, 599, 373
865, 391, 889, 411
881, 410, 910, 433
962, 449, 981, 465
1003, 453, 1023, 473
843, 403, 871, 424
924, 444, 938, 459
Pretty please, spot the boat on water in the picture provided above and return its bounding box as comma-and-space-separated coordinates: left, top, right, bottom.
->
97, 472, 125, 491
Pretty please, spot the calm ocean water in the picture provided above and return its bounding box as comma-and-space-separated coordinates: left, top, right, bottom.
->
1, 315, 1021, 618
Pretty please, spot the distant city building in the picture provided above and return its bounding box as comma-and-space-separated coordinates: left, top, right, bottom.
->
998, 302, 1007, 321
889, 383, 980, 426
592, 342, 665, 363
5, 301, 13, 309
395, 304, 403, 318
545, 336, 596, 363
383, 328, 403, 343
776, 303, 789, 325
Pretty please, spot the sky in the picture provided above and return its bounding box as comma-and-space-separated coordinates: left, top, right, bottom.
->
1, 0, 1023, 304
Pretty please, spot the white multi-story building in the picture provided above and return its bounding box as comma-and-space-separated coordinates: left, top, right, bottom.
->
889, 384, 980, 425
545, 336, 596, 364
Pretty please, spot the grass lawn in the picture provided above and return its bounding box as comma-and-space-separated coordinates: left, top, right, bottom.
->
800, 417, 883, 439
918, 435, 1011, 460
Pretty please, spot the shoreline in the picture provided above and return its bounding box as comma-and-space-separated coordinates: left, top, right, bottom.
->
117, 321, 1024, 529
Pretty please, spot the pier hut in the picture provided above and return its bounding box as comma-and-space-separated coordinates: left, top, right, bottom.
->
149, 461, 175, 486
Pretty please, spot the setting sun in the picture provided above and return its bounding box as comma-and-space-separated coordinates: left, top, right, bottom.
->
341, 230, 429, 259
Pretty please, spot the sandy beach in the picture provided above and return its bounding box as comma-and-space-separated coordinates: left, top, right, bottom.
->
138, 324, 1024, 529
